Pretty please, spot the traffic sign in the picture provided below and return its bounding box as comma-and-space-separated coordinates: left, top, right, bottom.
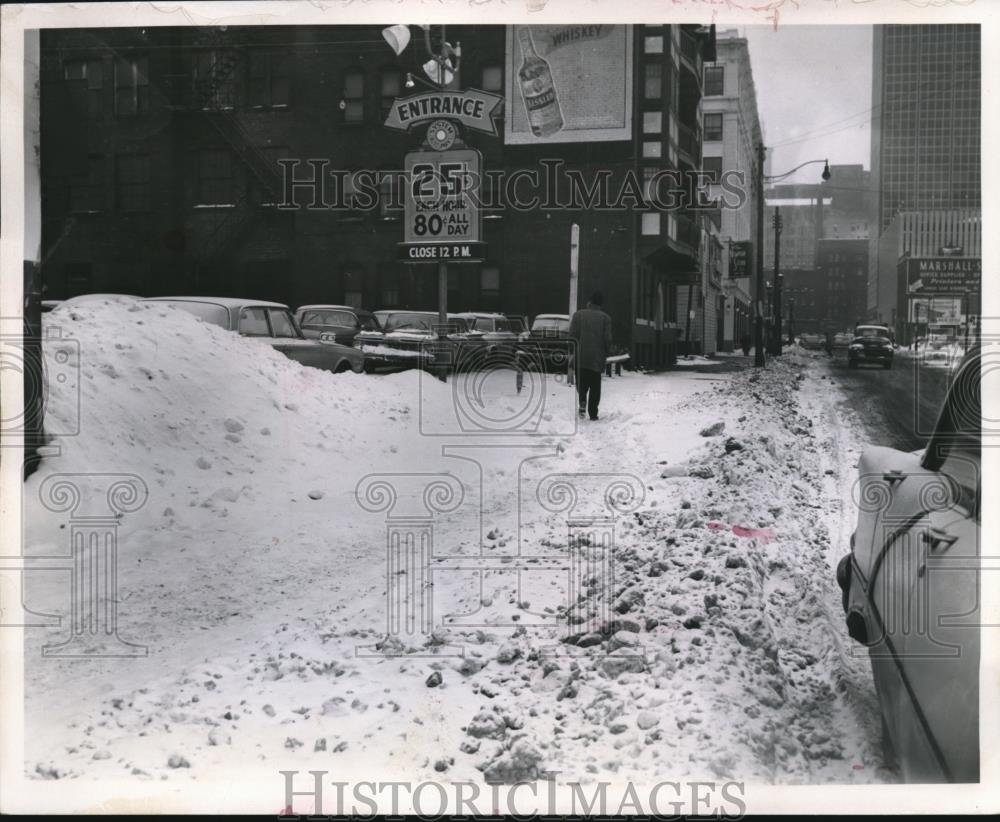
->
398, 241, 487, 263
400, 148, 484, 263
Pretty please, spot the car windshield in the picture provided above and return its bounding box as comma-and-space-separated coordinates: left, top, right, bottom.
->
268, 309, 300, 339
384, 313, 434, 332
154, 300, 230, 329
533, 317, 569, 333
300, 310, 356, 327
856, 327, 891, 340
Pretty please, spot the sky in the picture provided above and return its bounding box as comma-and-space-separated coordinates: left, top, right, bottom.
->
742, 25, 873, 185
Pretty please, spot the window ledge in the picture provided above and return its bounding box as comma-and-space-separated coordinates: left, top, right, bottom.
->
193, 203, 236, 209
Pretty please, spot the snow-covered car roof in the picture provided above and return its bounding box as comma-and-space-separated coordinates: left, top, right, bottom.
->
63, 293, 141, 304
455, 311, 506, 319
295, 304, 370, 314
534, 314, 570, 321
144, 297, 290, 310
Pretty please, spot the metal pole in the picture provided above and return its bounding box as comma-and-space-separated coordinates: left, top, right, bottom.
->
437, 259, 448, 381
754, 143, 766, 367
568, 223, 579, 386
772, 206, 782, 355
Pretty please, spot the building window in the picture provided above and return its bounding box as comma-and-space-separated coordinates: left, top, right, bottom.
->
114, 55, 149, 116
196, 149, 234, 206
642, 141, 662, 159
342, 69, 365, 123
248, 51, 289, 108
481, 63, 503, 93
115, 154, 150, 212
194, 50, 236, 109
641, 213, 661, 235
380, 68, 402, 118
64, 57, 103, 115
481, 266, 500, 298
644, 36, 663, 54
704, 65, 724, 96
643, 111, 662, 134
704, 112, 723, 141
378, 265, 400, 306
644, 63, 662, 99
69, 155, 105, 213
702, 156, 723, 183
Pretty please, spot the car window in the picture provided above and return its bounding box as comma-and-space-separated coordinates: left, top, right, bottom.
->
533, 318, 569, 333
385, 313, 433, 332
238, 307, 270, 336
153, 300, 230, 329
493, 319, 512, 333
856, 327, 891, 340
268, 309, 300, 339
358, 315, 380, 331
302, 310, 356, 327
472, 318, 493, 332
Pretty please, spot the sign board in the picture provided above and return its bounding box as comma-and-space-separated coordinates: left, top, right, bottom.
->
905, 257, 981, 294
729, 241, 751, 279
384, 89, 504, 136
505, 24, 633, 144
399, 148, 483, 263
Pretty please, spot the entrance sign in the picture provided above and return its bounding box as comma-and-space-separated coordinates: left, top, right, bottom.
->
399, 148, 484, 263
384, 89, 504, 136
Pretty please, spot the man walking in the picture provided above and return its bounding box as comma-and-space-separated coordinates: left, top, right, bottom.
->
569, 292, 613, 421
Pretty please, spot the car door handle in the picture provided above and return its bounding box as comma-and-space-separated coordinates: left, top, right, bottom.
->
882, 469, 905, 484
921, 527, 958, 551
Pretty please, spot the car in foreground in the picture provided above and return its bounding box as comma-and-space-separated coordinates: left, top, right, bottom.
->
836, 346, 980, 782
142, 297, 365, 375
848, 325, 895, 369
294, 305, 380, 345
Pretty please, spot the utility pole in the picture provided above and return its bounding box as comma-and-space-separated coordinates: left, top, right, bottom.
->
754, 143, 766, 367
771, 206, 783, 355
568, 222, 579, 386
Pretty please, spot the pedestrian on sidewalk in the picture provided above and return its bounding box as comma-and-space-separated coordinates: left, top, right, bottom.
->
740, 333, 751, 356
570, 291, 613, 421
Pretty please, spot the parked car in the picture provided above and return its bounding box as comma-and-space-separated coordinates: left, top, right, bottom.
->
832, 331, 853, 350
453, 312, 519, 364
505, 313, 530, 337
40, 300, 62, 313
355, 311, 473, 371
520, 313, 572, 371
294, 304, 380, 344
799, 332, 826, 350
848, 325, 895, 369
836, 347, 980, 782
142, 297, 365, 375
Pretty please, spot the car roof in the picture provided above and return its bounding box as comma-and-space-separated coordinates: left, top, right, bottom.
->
535, 314, 570, 320
144, 297, 290, 310
295, 304, 365, 313
456, 312, 505, 318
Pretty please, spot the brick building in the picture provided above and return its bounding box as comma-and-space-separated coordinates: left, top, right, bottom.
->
39, 23, 716, 369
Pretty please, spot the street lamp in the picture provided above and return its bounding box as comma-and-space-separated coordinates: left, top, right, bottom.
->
754, 149, 831, 367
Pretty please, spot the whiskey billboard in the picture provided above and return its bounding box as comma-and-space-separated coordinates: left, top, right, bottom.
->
505, 24, 634, 145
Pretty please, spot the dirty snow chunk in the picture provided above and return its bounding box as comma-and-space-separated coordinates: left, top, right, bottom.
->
434, 757, 453, 773
460, 739, 481, 754
307, 490, 324, 501
91, 749, 111, 760
482, 738, 544, 785
688, 465, 715, 479
167, 754, 190, 769
724, 437, 744, 453
208, 727, 231, 746
425, 671, 443, 688
322, 698, 348, 717
614, 587, 645, 614
660, 464, 687, 478
466, 710, 507, 740
601, 649, 646, 678
636, 711, 660, 730
223, 418, 244, 433
699, 421, 725, 437
607, 630, 640, 651
196, 456, 212, 470
262, 704, 276, 717
453, 657, 487, 676
496, 643, 520, 664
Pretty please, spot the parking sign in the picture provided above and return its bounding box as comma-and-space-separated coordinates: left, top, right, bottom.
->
400, 148, 484, 263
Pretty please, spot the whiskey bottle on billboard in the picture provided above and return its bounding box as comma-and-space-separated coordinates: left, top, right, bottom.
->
517, 27, 563, 138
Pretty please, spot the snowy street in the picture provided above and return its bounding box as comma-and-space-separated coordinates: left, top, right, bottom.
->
17, 301, 895, 793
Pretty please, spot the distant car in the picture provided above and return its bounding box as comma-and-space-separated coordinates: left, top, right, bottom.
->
837, 347, 980, 782
505, 314, 530, 337
832, 332, 853, 350
453, 312, 519, 364
848, 325, 894, 369
142, 297, 365, 375
799, 333, 826, 350
520, 313, 572, 371
294, 305, 380, 345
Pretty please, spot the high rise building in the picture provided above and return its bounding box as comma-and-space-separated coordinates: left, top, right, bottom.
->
701, 28, 763, 351
869, 24, 981, 326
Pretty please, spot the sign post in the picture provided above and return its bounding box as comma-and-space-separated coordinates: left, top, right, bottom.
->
568, 223, 579, 386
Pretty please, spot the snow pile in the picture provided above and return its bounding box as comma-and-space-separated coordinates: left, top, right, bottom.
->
22, 303, 889, 792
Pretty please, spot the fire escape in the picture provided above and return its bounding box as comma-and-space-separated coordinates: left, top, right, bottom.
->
190, 35, 286, 270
